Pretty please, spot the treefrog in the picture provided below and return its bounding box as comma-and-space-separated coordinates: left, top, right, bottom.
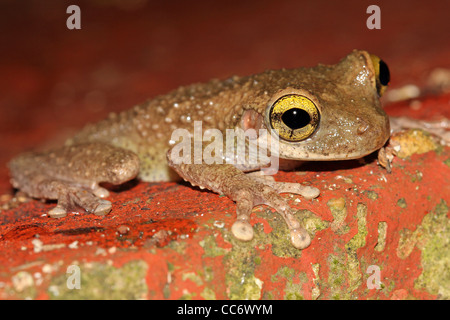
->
8, 50, 392, 249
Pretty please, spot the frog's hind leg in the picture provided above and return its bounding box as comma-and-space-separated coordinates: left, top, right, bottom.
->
8, 142, 140, 218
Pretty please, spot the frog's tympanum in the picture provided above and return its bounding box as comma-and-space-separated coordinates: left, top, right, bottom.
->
9, 50, 392, 249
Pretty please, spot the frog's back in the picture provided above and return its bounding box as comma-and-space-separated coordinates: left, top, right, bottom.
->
66, 75, 254, 181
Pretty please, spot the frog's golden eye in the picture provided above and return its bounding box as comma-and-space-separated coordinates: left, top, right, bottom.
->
269, 94, 320, 142
370, 54, 390, 96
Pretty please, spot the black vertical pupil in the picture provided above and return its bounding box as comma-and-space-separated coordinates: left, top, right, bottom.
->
281, 108, 311, 130
379, 60, 390, 86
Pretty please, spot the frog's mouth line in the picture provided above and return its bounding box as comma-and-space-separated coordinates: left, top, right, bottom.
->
276, 135, 390, 161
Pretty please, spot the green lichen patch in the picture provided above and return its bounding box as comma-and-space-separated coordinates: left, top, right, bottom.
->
311, 263, 321, 300
203, 265, 215, 282
199, 235, 229, 257
396, 200, 450, 298
326, 250, 352, 300
346, 203, 368, 251
405, 170, 424, 183
271, 265, 295, 282
298, 209, 330, 235
209, 218, 280, 299
444, 158, 450, 167
392, 129, 438, 159
201, 287, 216, 300
271, 266, 307, 300
258, 208, 329, 258
397, 198, 407, 209
179, 291, 197, 300
413, 170, 423, 182
284, 280, 305, 300
413, 200, 450, 299
48, 260, 148, 299
344, 203, 368, 292
397, 228, 417, 260
177, 266, 217, 300
345, 252, 362, 292
375, 221, 388, 252
328, 197, 350, 234
182, 272, 204, 286
167, 237, 189, 254
328, 253, 346, 288
255, 210, 302, 258
223, 235, 263, 300
363, 190, 379, 200
321, 204, 371, 299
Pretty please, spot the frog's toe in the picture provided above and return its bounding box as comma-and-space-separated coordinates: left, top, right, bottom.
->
290, 227, 311, 249
273, 182, 320, 200
48, 205, 67, 218
231, 191, 255, 241
259, 191, 311, 249
92, 185, 110, 198
248, 176, 320, 200
71, 189, 111, 216
231, 219, 254, 241
92, 199, 112, 216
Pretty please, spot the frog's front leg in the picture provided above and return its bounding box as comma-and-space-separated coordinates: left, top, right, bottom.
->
8, 142, 140, 218
167, 151, 319, 249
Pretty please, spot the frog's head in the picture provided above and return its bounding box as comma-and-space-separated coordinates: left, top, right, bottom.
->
262, 50, 391, 161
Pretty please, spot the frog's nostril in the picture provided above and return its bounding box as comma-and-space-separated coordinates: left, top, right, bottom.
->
357, 122, 369, 135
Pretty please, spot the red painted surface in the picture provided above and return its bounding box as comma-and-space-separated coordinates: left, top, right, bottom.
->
0, 0, 449, 299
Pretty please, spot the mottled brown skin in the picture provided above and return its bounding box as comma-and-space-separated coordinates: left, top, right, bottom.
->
8, 50, 390, 249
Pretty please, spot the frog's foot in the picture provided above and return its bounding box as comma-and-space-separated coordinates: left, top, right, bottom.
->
230, 174, 319, 249
90, 183, 110, 198
377, 142, 398, 173
42, 180, 112, 218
